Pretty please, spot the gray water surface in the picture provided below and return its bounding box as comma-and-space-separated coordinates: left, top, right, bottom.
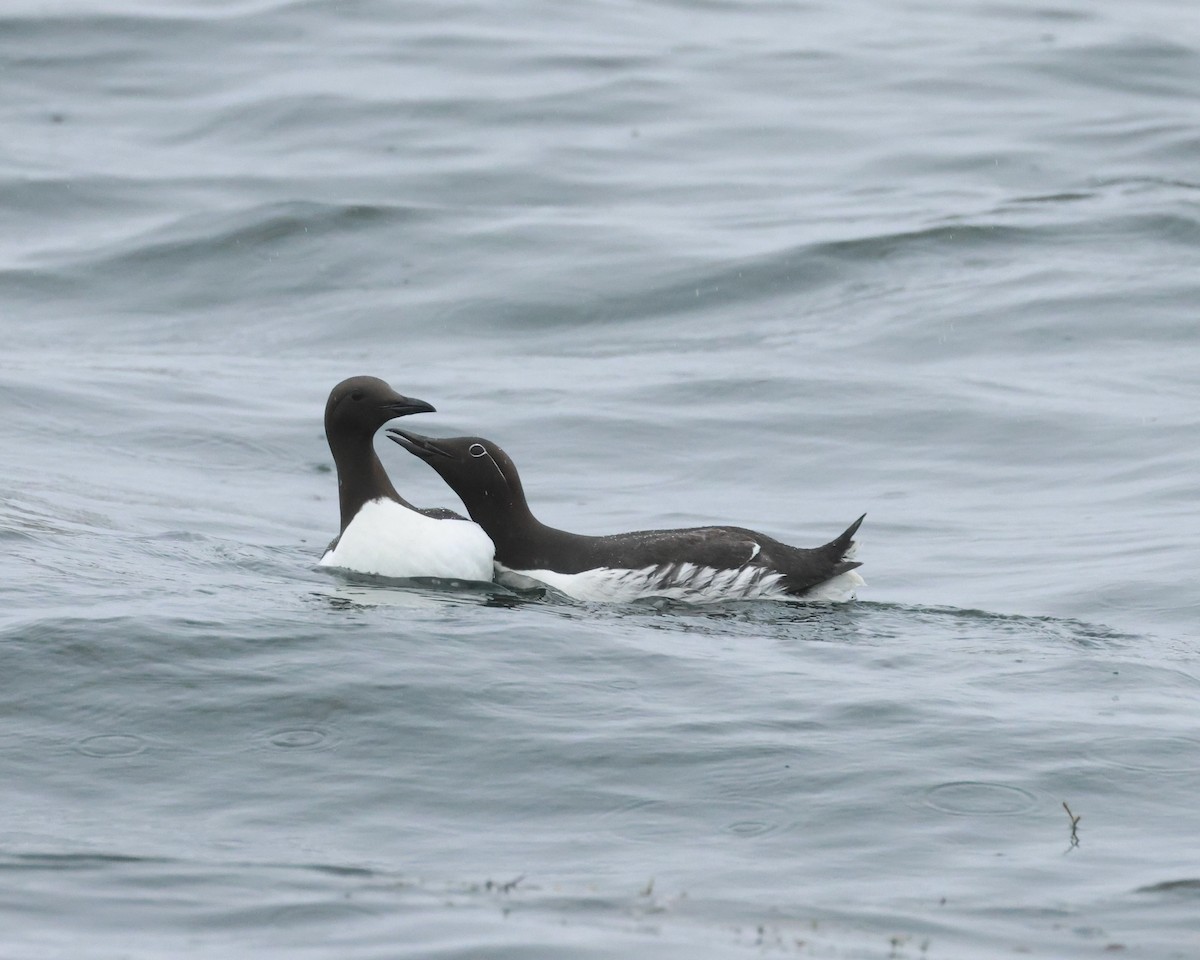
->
2, 0, 1199, 956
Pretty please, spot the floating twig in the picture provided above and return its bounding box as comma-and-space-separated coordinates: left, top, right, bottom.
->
485, 873, 525, 894
1063, 801, 1081, 848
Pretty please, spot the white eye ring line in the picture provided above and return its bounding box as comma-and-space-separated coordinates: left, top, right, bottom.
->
467, 442, 508, 486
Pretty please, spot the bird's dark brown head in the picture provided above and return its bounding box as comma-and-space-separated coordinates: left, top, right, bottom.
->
387, 429, 528, 529
324, 376, 435, 442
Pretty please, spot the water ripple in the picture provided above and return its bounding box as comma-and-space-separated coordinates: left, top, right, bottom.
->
922, 782, 1039, 816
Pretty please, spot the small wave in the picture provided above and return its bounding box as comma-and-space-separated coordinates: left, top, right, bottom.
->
85, 200, 423, 274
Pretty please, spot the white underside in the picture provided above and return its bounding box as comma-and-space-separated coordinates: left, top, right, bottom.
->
799, 569, 865, 602
319, 498, 495, 581
495, 561, 864, 604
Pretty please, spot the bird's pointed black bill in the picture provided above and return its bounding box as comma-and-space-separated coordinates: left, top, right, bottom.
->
384, 396, 436, 418
387, 427, 454, 459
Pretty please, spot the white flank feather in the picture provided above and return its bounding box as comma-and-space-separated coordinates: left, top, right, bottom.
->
496, 556, 864, 605
319, 498, 495, 581
495, 561, 793, 604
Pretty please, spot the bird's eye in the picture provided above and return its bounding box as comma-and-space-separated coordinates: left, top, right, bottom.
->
469, 444, 487, 458
350, 390, 364, 402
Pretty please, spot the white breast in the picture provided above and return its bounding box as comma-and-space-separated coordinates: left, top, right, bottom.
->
319, 498, 495, 582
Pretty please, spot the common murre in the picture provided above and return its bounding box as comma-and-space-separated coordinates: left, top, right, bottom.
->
317, 377, 494, 581
387, 428, 864, 604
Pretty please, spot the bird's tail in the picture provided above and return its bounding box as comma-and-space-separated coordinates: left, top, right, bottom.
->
802, 513, 866, 601
823, 512, 865, 576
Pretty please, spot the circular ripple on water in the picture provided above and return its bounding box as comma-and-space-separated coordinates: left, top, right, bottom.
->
726, 819, 780, 837
1087, 736, 1200, 773
922, 781, 1038, 816
600, 796, 798, 842
255, 727, 338, 751
73, 734, 147, 758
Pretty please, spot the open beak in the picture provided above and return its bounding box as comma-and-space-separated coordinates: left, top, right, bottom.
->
387, 427, 454, 459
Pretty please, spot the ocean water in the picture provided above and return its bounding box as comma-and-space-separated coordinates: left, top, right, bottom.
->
2, 0, 1199, 956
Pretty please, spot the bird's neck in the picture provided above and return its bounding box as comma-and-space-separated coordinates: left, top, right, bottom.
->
330, 433, 414, 531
